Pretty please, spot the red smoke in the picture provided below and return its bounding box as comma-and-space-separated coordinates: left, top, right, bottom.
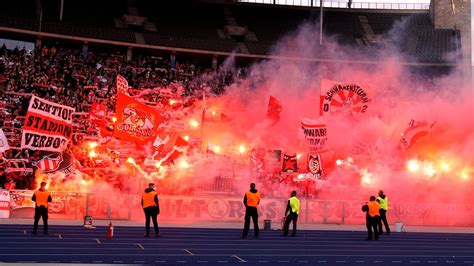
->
39, 18, 473, 226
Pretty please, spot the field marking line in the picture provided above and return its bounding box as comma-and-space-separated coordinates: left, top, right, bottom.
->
232, 255, 247, 263
183, 249, 194, 255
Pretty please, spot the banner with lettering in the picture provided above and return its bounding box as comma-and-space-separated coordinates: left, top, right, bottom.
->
301, 118, 327, 151
0, 189, 10, 218
6, 191, 474, 226
115, 92, 161, 143
21, 96, 75, 152
320, 79, 370, 116
307, 153, 323, 178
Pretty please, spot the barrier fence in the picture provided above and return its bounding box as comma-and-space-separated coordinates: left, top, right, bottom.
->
1, 189, 473, 227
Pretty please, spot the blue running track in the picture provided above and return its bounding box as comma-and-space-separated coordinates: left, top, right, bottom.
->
0, 224, 473, 265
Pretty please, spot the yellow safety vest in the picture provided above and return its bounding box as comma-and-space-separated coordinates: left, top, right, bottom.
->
288, 196, 300, 215
377, 196, 388, 210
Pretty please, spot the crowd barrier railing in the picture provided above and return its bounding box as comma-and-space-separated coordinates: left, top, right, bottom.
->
3, 189, 473, 227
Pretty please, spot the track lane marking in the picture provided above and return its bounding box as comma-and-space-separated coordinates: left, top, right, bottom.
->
183, 249, 194, 255
232, 255, 247, 262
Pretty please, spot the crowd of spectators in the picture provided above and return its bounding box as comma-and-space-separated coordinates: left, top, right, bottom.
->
0, 44, 246, 190
0, 44, 437, 194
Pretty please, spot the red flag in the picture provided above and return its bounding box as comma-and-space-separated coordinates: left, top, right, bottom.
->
174, 135, 188, 147
251, 148, 265, 173
267, 95, 282, 124
399, 120, 436, 150
201, 109, 221, 123
116, 75, 129, 95
151, 134, 170, 160
114, 92, 161, 143
90, 102, 114, 143
89, 102, 107, 121
282, 154, 298, 173
220, 113, 232, 123
160, 135, 189, 165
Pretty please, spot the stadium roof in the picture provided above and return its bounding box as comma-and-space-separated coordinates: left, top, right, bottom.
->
236, 0, 430, 10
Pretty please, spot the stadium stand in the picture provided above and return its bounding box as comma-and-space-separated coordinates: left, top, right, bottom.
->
138, 1, 238, 52
0, 0, 463, 191
0, 1, 461, 63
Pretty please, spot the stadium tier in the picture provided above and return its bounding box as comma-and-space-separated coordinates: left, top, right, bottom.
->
0, 0, 461, 63
0, 0, 472, 232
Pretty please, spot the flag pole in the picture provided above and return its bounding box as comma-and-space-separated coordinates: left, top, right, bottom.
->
201, 91, 206, 153
319, 0, 323, 46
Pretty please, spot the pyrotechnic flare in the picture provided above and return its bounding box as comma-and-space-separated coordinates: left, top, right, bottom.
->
88, 151, 98, 158
407, 160, 420, 173
239, 144, 246, 154
189, 119, 199, 128
179, 161, 190, 169
88, 142, 98, 149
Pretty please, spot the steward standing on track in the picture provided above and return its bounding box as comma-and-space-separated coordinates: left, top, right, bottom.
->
141, 183, 160, 237
282, 190, 300, 237
32, 181, 52, 235
362, 196, 380, 240
242, 183, 261, 238
377, 190, 390, 235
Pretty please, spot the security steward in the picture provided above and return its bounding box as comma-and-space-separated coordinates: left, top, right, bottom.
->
32, 181, 52, 235
282, 190, 300, 237
242, 183, 261, 238
377, 190, 390, 235
141, 183, 160, 237
362, 195, 380, 240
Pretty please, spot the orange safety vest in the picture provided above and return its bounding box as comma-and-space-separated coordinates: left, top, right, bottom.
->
142, 191, 158, 208
34, 189, 50, 208
245, 191, 261, 207
367, 201, 380, 217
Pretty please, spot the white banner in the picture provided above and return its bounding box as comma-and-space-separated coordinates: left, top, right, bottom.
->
21, 96, 75, 152
301, 118, 327, 151
0, 128, 10, 152
320, 79, 370, 116
0, 189, 10, 218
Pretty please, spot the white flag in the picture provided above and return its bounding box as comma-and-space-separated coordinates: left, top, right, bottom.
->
0, 128, 10, 152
